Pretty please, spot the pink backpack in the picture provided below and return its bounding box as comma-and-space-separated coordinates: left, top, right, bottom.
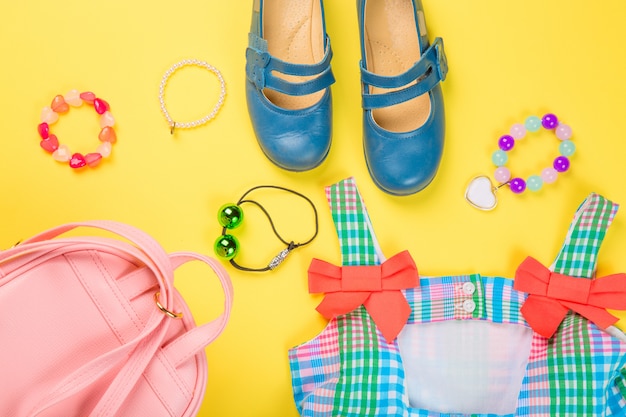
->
0, 221, 233, 417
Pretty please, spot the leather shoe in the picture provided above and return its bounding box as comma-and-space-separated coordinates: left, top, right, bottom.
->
357, 0, 448, 195
245, 0, 335, 172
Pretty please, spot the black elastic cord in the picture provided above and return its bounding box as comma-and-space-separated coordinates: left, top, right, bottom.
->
224, 185, 318, 272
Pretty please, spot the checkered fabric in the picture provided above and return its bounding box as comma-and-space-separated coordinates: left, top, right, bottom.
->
533, 193, 624, 416
552, 193, 619, 278
289, 179, 626, 416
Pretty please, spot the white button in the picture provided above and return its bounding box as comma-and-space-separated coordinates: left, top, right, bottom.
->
462, 282, 476, 295
462, 299, 476, 313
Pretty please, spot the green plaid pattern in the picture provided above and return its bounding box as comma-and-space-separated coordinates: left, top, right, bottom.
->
552, 193, 618, 277
290, 182, 626, 416
544, 193, 623, 415
326, 178, 380, 267
327, 178, 403, 416
616, 367, 626, 402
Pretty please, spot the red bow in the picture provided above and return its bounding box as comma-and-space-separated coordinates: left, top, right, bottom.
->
308, 250, 419, 343
514, 256, 626, 338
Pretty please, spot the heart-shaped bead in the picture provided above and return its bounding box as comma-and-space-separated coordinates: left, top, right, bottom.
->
64, 89, 83, 107
79, 91, 96, 104
97, 141, 112, 157
465, 176, 497, 211
51, 95, 69, 113
100, 111, 115, 128
40, 107, 59, 124
52, 144, 71, 162
85, 153, 102, 167
94, 98, 108, 115
38, 122, 49, 139
98, 126, 117, 143
40, 134, 59, 153
69, 153, 87, 169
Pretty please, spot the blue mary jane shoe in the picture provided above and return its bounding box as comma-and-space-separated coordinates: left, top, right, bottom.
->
245, 0, 335, 172
358, 0, 448, 195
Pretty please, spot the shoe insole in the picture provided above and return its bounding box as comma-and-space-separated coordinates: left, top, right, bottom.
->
263, 0, 325, 110
364, 0, 430, 133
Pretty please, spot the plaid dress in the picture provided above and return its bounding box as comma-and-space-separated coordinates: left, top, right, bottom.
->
289, 177, 626, 416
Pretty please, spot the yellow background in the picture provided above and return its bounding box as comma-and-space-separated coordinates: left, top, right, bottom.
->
2, 1, 626, 416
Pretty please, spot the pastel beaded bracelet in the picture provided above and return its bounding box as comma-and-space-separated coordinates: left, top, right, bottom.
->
466, 113, 575, 211
37, 90, 116, 169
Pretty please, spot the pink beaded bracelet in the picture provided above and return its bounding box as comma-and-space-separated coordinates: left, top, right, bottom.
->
466, 113, 575, 211
37, 90, 116, 169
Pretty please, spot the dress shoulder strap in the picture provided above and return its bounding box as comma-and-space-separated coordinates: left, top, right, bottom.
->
325, 177, 384, 266
551, 193, 619, 278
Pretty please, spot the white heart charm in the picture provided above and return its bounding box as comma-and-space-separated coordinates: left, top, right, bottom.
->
465, 176, 497, 211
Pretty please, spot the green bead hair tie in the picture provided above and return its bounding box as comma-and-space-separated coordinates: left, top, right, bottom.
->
214, 185, 318, 272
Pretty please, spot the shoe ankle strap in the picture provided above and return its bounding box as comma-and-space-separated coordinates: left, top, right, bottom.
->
360, 37, 447, 110
246, 33, 335, 96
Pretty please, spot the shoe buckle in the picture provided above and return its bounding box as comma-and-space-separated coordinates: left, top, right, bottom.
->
433, 37, 448, 82
246, 48, 270, 90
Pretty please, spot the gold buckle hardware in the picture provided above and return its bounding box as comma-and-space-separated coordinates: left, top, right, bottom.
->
154, 292, 183, 319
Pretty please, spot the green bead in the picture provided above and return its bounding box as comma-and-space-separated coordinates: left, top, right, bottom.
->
217, 203, 244, 229
559, 140, 576, 157
525, 115, 542, 132
214, 234, 239, 260
492, 150, 508, 166
527, 175, 543, 192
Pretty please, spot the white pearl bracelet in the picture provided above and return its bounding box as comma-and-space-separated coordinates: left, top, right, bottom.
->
158, 58, 227, 134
